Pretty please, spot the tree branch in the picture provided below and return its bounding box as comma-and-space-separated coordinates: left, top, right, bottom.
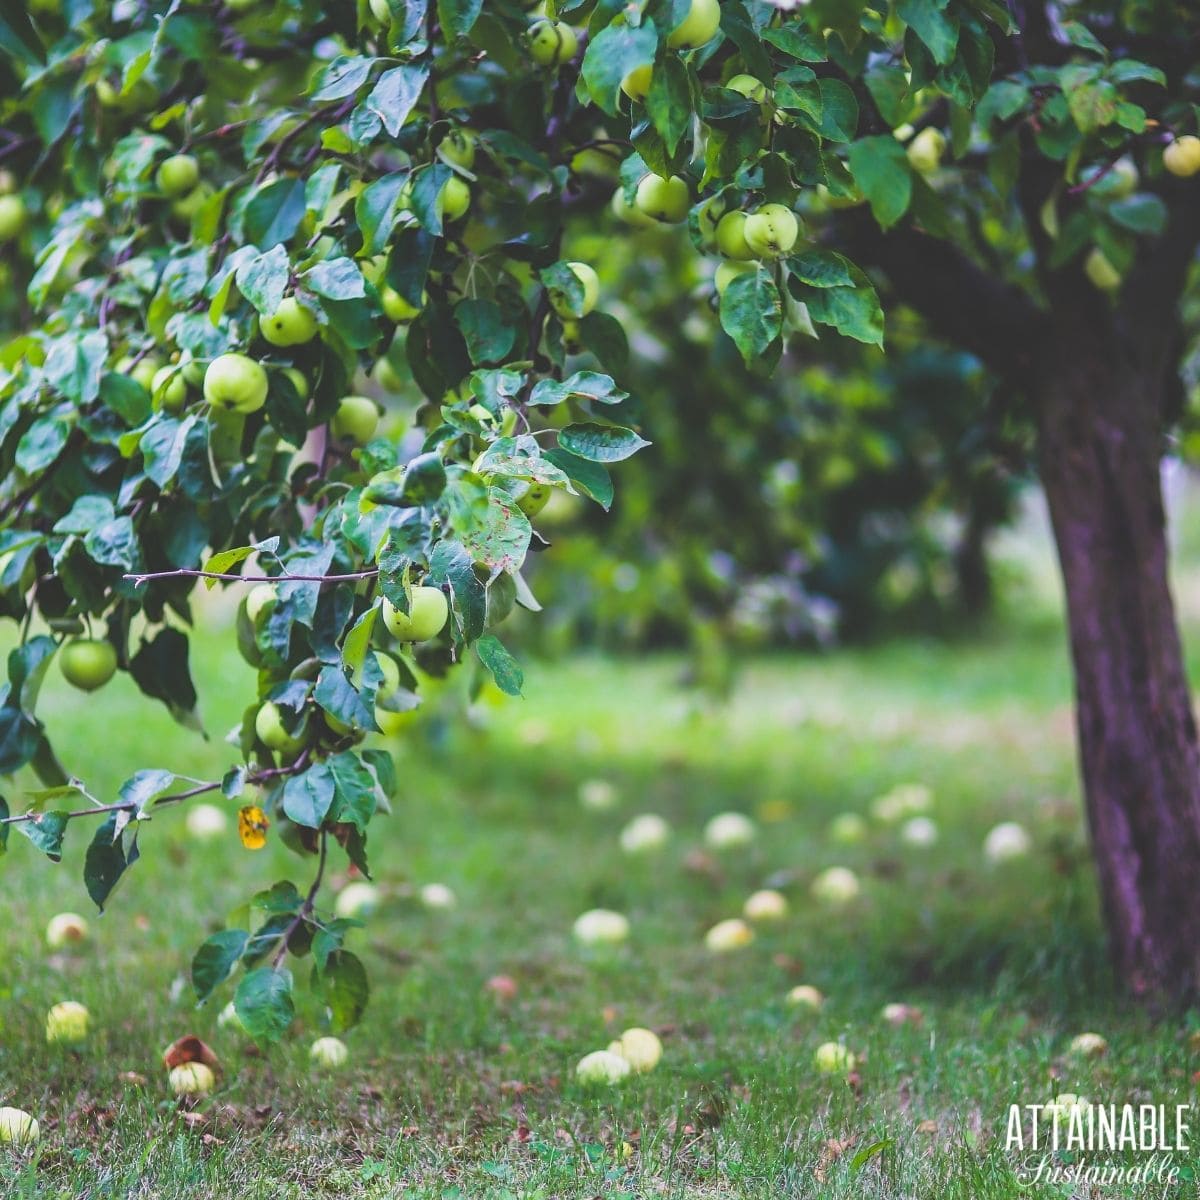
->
124, 567, 378, 587
272, 829, 327, 968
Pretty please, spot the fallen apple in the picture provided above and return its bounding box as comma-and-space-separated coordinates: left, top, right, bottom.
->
607, 1026, 662, 1073
814, 1041, 856, 1075
578, 778, 618, 811
185, 803, 229, 840
46, 911, 89, 950
704, 917, 754, 953
575, 1049, 631, 1086
743, 889, 788, 922
786, 985, 824, 1011
810, 866, 861, 906
420, 882, 457, 910
46, 1000, 90, 1045
619, 813, 670, 854
983, 821, 1031, 864
169, 1062, 215, 1098
0, 1108, 39, 1145
572, 908, 630, 946
1068, 1032, 1108, 1058
704, 811, 756, 849
310, 1036, 349, 1069
901, 816, 938, 847
334, 880, 381, 919
827, 812, 867, 844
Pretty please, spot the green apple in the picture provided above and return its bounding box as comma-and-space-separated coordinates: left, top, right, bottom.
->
572, 908, 629, 945
331, 395, 380, 444
0, 194, 27, 243
0, 169, 13, 194
786, 984, 824, 1010
334, 880, 380, 918
156, 154, 200, 197
119, 354, 163, 393
441, 176, 471, 221
1085, 247, 1121, 292
382, 585, 449, 641
621, 64, 653, 102
704, 917, 754, 952
814, 1041, 856, 1075
743, 204, 799, 256
906, 127, 946, 174
743, 888, 788, 922
170, 183, 213, 223
46, 1000, 90, 1044
714, 259, 756, 296
60, 639, 117, 692
516, 482, 551, 516
694, 194, 727, 250
576, 1050, 631, 1086
46, 912, 89, 949
438, 127, 476, 169
607, 1026, 662, 1073
255, 701, 306, 754
169, 1063, 215, 1097
550, 262, 599, 319
260, 297, 318, 347
1164, 135, 1200, 177
381, 285, 426, 323
666, 0, 721, 49
310, 1036, 349, 1069
1080, 156, 1137, 200
527, 20, 578, 67
611, 188, 657, 229
181, 359, 206, 388
368, 0, 391, 23
245, 583, 276, 624
560, 319, 584, 354
375, 357, 405, 391
151, 366, 187, 413
570, 144, 623, 178
204, 353, 268, 413
96, 76, 157, 112
704, 810, 756, 848
810, 866, 861, 905
185, 803, 228, 840
282, 366, 309, 401
0, 1108, 39, 1145
373, 652, 401, 695
635, 174, 690, 223
727, 74, 768, 102
715, 210, 756, 260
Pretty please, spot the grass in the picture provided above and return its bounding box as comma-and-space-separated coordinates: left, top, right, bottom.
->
1, 550, 1199, 1197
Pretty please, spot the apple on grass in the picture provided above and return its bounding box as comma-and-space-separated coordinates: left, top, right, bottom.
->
46, 912, 89, 950
575, 1050, 631, 1086
704, 811, 756, 849
334, 880, 380, 919
619, 813, 670, 854
310, 1036, 349, 1069
1069, 1032, 1108, 1058
787, 985, 824, 1011
169, 1062, 215, 1098
204, 353, 268, 414
607, 1027, 662, 1072
185, 803, 229, 840
705, 918, 754, 952
810, 866, 861, 906
60, 639, 117, 692
420, 883, 457, 910
46, 1001, 90, 1045
0, 1108, 39, 1146
260, 297, 318, 347
814, 1041, 856, 1075
573, 908, 629, 946
984, 821, 1031, 863
743, 889, 788, 922
382, 586, 449, 641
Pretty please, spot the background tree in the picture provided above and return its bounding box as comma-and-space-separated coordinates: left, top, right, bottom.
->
0, 0, 1196, 1035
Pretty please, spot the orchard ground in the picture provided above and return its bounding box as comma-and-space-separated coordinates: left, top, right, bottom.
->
1, 495, 1199, 1199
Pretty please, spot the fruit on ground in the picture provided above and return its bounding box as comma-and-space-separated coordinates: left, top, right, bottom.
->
572, 908, 629, 945
260, 297, 318, 347
380, 285, 425, 323
901, 816, 938, 847
715, 260, 756, 296
810, 866, 861, 906
204, 353, 268, 413
705, 917, 754, 952
169, 1062, 215, 1097
1163, 135, 1200, 177
46, 912, 89, 949
667, 0, 721, 49
438, 127, 476, 169
550, 261, 600, 319
59, 639, 118, 691
46, 1001, 90, 1044
185, 803, 229, 840
334, 880, 380, 919
575, 1049, 631, 1085
906, 127, 946, 174
310, 1036, 349, 1069
1085, 247, 1122, 292
704, 811, 756, 848
814, 1041, 856, 1075
619, 812, 670, 854
255, 701, 306, 755
382, 586, 449, 641
743, 204, 799, 256
420, 882, 457, 910
715, 210, 756, 260
0, 1108, 39, 1145
727, 74, 768, 102
621, 64, 653, 101
331, 395, 380, 444
156, 154, 200, 197
527, 20, 578, 67
151, 366, 187, 413
635, 174, 690, 223
578, 778, 617, 810
607, 1027, 662, 1072
828, 812, 867, 844
517, 482, 552, 517
440, 176, 471, 220
983, 821, 1031, 862
245, 583, 276, 625
1069, 1032, 1109, 1058
0, 194, 28, 242
743, 889, 788, 922
786, 984, 824, 1010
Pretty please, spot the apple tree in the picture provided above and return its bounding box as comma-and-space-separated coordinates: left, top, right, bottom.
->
0, 0, 1197, 1031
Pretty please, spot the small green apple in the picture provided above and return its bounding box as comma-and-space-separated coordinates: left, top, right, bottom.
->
550, 262, 599, 319
516, 482, 551, 517
0, 194, 27, 243
608, 1027, 662, 1073
185, 803, 228, 840
814, 1041, 856, 1075
281, 366, 309, 401
60, 639, 117, 692
704, 811, 756, 848
727, 74, 768, 102
704, 917, 754, 952
572, 908, 629, 946
714, 259, 756, 296
743, 204, 799, 257
621, 64, 653, 102
46, 1001, 90, 1044
245, 583, 276, 625
330, 395, 380, 444
611, 188, 658, 229
382, 586, 449, 641
380, 285, 426, 323
368, 0, 391, 23
334, 880, 380, 919
906, 127, 946, 174
255, 701, 306, 755
786, 984, 824, 1010
576, 1050, 631, 1086
810, 866, 861, 906
441, 176, 471, 221
310, 1036, 349, 1069
1164, 135, 1200, 178
151, 365, 187, 413
0, 1108, 39, 1145
204, 353, 268, 414
1085, 247, 1121, 292
169, 1062, 215, 1097
743, 889, 788, 922
527, 20, 578, 67
635, 173, 690, 223
666, 0, 721, 48
715, 210, 756, 260
260, 297, 318, 347
156, 154, 200, 197
46, 912, 89, 950
438, 128, 476, 169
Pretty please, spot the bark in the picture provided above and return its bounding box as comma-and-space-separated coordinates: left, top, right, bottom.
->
1037, 345, 1200, 1000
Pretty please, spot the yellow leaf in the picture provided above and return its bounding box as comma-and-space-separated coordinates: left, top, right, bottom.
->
238, 805, 269, 850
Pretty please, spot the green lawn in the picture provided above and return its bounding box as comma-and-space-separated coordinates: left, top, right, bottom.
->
0, 586, 1197, 1197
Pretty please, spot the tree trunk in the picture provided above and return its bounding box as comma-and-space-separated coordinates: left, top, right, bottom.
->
1037, 351, 1200, 1001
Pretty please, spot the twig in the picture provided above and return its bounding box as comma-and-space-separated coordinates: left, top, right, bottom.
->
272, 829, 328, 968
256, 99, 356, 184
124, 567, 379, 587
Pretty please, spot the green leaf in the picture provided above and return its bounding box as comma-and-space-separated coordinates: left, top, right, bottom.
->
581, 21, 658, 118
15, 810, 68, 861
282, 763, 337, 829
437, 0, 483, 40
814, 79, 858, 142
327, 751, 379, 832
557, 423, 650, 463
476, 634, 523, 696
427, 540, 486, 640
850, 1138, 894, 1172
243, 177, 307, 249
314, 666, 376, 734
234, 967, 295, 1044
192, 930, 249, 1003
761, 25, 826, 61
365, 65, 429, 138
719, 270, 783, 366
315, 950, 369, 1033
84, 516, 137, 571
84, 812, 139, 911
129, 628, 200, 728
0, 0, 46, 65
356, 173, 409, 257
311, 55, 376, 100
45, 331, 108, 405
235, 245, 290, 315
305, 257, 366, 301
1060, 19, 1106, 56
647, 55, 693, 158
454, 299, 517, 365
898, 0, 959, 65
1108, 193, 1166, 236
543, 448, 613, 510
800, 278, 885, 347
529, 371, 628, 407
788, 250, 857, 289
17, 416, 69, 474
847, 136, 913, 229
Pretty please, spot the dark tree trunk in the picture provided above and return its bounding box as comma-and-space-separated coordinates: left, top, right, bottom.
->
1037, 348, 1200, 1001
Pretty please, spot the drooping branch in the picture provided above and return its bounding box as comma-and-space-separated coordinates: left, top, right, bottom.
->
124, 567, 379, 587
